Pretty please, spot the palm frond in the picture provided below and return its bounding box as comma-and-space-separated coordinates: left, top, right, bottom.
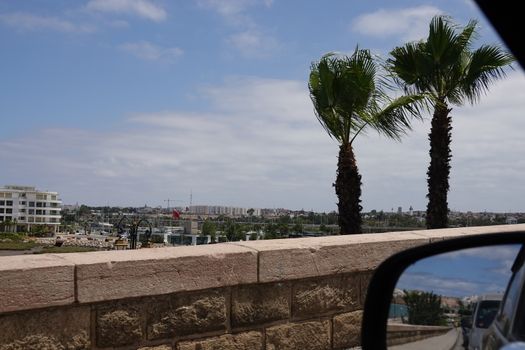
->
363, 94, 426, 141
460, 45, 515, 104
310, 47, 425, 146
427, 16, 459, 63
309, 60, 345, 143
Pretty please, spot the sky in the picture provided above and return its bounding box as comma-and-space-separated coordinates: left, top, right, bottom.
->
1, 0, 524, 211
397, 244, 521, 298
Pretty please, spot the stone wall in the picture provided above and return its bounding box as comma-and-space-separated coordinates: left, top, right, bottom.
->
1, 224, 523, 350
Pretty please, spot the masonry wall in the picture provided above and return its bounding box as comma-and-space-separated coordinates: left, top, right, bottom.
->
1, 224, 523, 350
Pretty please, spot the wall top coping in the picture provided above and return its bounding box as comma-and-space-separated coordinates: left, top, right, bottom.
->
0, 253, 75, 271
1, 224, 524, 313
229, 224, 525, 251
53, 242, 257, 265
2, 224, 524, 267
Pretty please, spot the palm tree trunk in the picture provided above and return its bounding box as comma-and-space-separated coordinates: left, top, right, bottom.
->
335, 143, 362, 234
426, 103, 452, 229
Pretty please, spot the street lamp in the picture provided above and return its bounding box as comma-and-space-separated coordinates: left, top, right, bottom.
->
115, 215, 153, 249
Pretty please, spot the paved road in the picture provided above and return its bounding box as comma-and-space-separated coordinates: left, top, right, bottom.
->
390, 328, 463, 350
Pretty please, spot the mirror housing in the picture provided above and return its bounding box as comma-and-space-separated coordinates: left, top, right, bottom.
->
361, 231, 525, 349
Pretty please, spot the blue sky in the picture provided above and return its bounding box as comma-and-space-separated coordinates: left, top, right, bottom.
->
1, 0, 524, 211
397, 245, 521, 298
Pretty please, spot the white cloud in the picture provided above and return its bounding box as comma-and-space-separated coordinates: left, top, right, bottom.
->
119, 41, 183, 62
353, 71, 525, 212
1, 71, 525, 211
196, 0, 279, 58
397, 271, 509, 297
0, 77, 336, 208
447, 246, 520, 262
227, 30, 280, 58
197, 0, 272, 18
0, 12, 95, 33
86, 0, 167, 22
352, 5, 443, 41
203, 77, 310, 121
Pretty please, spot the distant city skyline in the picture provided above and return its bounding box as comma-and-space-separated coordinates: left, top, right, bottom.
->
1, 1, 524, 212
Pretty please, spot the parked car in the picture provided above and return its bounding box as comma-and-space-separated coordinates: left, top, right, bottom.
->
468, 294, 503, 350
462, 315, 473, 348
483, 248, 525, 349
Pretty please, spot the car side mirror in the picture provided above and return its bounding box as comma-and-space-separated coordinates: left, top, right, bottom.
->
361, 232, 525, 350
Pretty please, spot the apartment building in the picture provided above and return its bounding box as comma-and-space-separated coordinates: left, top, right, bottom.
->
0, 185, 62, 232
188, 205, 261, 217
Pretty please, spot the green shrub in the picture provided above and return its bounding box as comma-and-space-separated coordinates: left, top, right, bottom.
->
35, 246, 100, 254
0, 232, 27, 242
0, 241, 38, 250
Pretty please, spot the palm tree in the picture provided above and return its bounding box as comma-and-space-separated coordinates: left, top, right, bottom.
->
387, 16, 514, 229
309, 48, 423, 234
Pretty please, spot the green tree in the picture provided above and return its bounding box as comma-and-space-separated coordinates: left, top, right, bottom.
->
403, 290, 445, 326
264, 223, 278, 239
78, 205, 91, 217
224, 220, 243, 241
387, 16, 514, 229
201, 220, 217, 242
309, 49, 422, 234
278, 223, 289, 236
292, 222, 303, 234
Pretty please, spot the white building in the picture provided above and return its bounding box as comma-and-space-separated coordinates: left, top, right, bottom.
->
188, 205, 261, 217
0, 185, 62, 232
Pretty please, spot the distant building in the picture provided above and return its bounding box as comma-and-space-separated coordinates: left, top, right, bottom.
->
188, 205, 261, 217
0, 185, 62, 232
183, 220, 198, 234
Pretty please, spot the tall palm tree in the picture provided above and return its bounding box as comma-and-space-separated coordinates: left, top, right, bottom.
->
309, 49, 423, 234
387, 16, 514, 229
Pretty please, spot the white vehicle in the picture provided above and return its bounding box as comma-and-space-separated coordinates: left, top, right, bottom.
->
468, 293, 503, 350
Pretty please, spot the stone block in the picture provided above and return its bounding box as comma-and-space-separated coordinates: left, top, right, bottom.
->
60, 245, 257, 303
293, 275, 359, 318
147, 290, 227, 339
177, 331, 263, 350
265, 320, 331, 350
138, 346, 172, 350
408, 224, 525, 241
234, 233, 427, 282
359, 271, 374, 307
96, 303, 144, 348
0, 306, 90, 349
231, 282, 289, 327
0, 254, 75, 313
333, 310, 363, 349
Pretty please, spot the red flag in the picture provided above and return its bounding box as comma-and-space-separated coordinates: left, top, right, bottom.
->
172, 209, 180, 219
